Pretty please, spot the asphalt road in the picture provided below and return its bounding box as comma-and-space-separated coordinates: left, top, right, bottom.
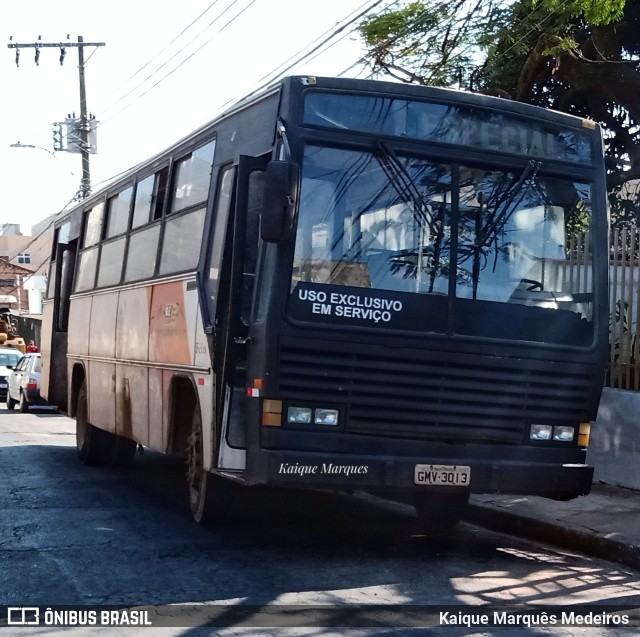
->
1, 407, 639, 636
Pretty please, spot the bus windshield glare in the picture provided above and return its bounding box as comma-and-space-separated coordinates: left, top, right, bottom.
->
303, 92, 594, 163
290, 144, 594, 345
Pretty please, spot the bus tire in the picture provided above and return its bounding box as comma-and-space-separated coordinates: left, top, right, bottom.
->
414, 492, 469, 535
186, 406, 233, 524
105, 436, 138, 466
76, 383, 110, 466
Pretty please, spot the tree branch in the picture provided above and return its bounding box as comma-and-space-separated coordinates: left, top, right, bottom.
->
516, 34, 562, 101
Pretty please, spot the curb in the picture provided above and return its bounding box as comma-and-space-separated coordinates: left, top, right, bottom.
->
464, 501, 640, 571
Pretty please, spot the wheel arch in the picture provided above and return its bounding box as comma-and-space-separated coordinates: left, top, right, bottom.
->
168, 374, 199, 456
68, 362, 87, 418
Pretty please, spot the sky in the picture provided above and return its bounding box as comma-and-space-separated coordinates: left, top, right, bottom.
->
1, 0, 386, 234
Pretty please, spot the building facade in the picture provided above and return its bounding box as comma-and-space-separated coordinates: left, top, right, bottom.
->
0, 224, 52, 314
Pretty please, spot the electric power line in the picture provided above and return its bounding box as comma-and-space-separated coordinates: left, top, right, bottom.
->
106, 0, 226, 95
214, 0, 387, 112
66, 0, 391, 191
96, 0, 258, 122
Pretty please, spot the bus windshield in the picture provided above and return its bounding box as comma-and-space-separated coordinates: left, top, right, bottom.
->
290, 144, 594, 343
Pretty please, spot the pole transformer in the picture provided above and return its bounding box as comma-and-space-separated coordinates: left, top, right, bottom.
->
7, 36, 105, 200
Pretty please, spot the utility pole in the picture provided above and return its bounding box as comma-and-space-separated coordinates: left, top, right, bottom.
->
77, 36, 92, 200
7, 36, 105, 200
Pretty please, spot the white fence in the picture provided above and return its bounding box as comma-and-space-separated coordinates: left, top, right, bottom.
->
609, 226, 640, 390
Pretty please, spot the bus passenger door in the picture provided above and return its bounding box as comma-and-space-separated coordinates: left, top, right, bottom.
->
216, 155, 268, 471
44, 238, 77, 410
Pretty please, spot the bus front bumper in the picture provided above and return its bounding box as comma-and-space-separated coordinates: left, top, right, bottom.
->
252, 449, 594, 500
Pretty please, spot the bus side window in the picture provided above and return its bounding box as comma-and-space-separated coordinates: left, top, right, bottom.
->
74, 202, 105, 293
132, 168, 168, 229
74, 247, 99, 292
47, 261, 57, 300
206, 166, 235, 327
124, 225, 161, 282
97, 237, 126, 287
158, 207, 207, 275
58, 243, 77, 331
83, 203, 104, 247
241, 170, 265, 324
171, 141, 216, 214
105, 187, 133, 238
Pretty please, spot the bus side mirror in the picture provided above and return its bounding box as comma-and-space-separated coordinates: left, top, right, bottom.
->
260, 160, 299, 243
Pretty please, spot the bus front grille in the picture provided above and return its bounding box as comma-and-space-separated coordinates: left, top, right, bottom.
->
277, 337, 596, 443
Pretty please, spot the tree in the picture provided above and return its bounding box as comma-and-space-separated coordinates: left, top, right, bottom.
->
359, 0, 640, 225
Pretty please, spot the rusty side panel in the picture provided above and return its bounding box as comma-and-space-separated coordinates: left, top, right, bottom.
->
66, 295, 93, 412
113, 288, 152, 445
87, 293, 118, 359
161, 369, 174, 452
68, 295, 92, 357
149, 281, 191, 365
116, 365, 149, 444
87, 360, 116, 433
86, 293, 118, 431
149, 367, 164, 451
116, 287, 151, 361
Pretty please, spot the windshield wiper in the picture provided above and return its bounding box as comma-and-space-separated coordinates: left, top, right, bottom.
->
478, 160, 541, 248
374, 142, 445, 292
469, 160, 541, 299
374, 141, 437, 234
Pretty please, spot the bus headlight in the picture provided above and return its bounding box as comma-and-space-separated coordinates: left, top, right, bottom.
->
287, 407, 312, 424
530, 424, 576, 441
530, 424, 552, 440
314, 408, 339, 426
286, 406, 339, 426
553, 426, 575, 442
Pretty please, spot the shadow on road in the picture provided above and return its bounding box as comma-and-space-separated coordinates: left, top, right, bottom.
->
2, 413, 640, 635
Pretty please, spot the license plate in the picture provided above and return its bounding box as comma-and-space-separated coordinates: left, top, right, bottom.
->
414, 464, 470, 486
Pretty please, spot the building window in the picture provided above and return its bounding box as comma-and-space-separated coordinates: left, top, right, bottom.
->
18, 253, 31, 265
0, 279, 15, 287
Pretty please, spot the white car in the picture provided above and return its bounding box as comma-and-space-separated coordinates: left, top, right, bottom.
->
0, 348, 23, 404
7, 352, 47, 412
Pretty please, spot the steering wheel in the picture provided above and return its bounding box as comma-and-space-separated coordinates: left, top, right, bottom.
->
520, 278, 543, 292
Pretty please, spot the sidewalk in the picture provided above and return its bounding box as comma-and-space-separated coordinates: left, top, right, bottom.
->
464, 482, 640, 570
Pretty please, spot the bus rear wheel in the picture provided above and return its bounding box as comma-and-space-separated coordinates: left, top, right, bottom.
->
414, 492, 470, 535
186, 407, 233, 524
76, 383, 111, 465
76, 382, 138, 466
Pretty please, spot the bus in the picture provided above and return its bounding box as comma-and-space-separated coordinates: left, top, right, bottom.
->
41, 76, 609, 530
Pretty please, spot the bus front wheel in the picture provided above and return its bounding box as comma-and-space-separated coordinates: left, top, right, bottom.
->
105, 436, 138, 466
186, 407, 233, 524
414, 492, 470, 535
